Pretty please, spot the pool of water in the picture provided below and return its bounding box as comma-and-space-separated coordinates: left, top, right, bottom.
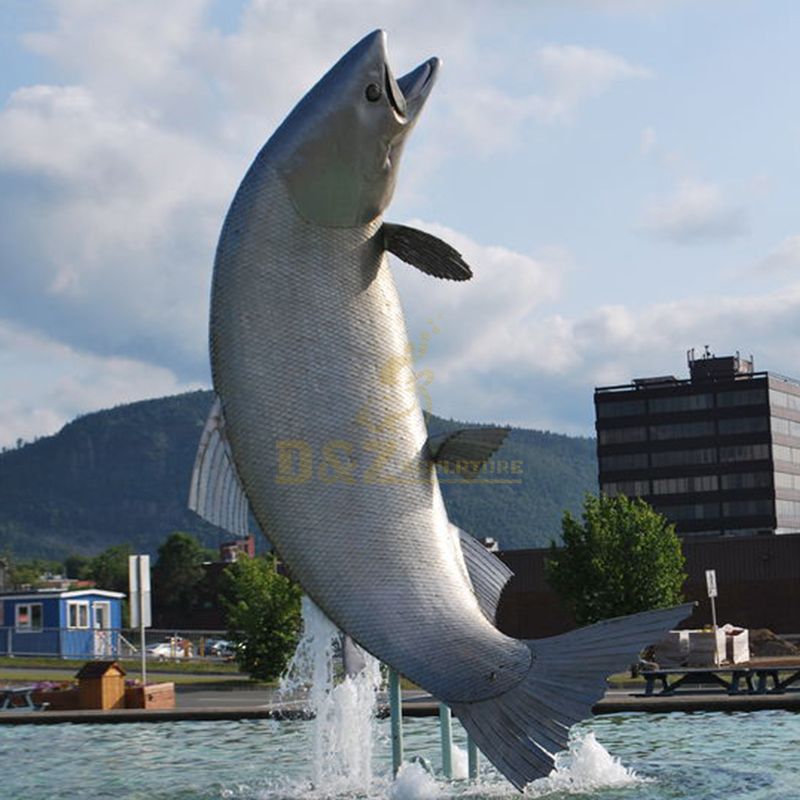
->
0, 710, 797, 799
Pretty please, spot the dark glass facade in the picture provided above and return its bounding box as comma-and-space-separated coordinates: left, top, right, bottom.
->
595, 353, 800, 537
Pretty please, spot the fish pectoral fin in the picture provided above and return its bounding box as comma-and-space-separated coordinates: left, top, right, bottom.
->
383, 223, 473, 281
188, 395, 251, 537
427, 426, 509, 479
453, 524, 514, 625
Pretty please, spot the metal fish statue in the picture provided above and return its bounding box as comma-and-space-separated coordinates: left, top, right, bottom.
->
189, 30, 692, 790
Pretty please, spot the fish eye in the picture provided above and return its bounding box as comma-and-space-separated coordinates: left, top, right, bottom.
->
365, 83, 382, 102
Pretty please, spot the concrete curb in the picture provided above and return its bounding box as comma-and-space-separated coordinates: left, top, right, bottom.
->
0, 691, 799, 724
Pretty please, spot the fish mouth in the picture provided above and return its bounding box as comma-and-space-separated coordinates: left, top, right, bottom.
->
390, 56, 440, 123
365, 29, 439, 123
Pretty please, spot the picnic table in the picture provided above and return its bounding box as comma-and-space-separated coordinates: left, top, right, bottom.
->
643, 666, 800, 696
0, 686, 47, 712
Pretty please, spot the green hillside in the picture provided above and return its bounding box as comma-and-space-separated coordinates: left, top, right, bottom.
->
0, 391, 597, 559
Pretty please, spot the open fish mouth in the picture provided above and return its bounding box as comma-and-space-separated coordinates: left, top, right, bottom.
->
391, 56, 440, 122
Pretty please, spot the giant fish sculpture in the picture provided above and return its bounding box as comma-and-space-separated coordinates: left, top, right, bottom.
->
189, 30, 692, 789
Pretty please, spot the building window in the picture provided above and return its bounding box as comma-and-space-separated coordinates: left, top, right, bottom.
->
777, 499, 800, 518
774, 472, 800, 491
15, 603, 43, 632
602, 480, 650, 497
769, 389, 800, 413
722, 499, 772, 516
67, 601, 90, 629
773, 444, 800, 465
596, 399, 646, 418
652, 475, 718, 495
599, 453, 649, 471
659, 502, 720, 520
719, 443, 770, 462
650, 448, 717, 467
721, 472, 772, 490
649, 394, 713, 413
649, 421, 714, 440
770, 417, 800, 438
598, 426, 647, 445
718, 417, 769, 435
717, 388, 767, 407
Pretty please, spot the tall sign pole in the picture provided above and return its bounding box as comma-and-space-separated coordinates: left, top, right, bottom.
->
705, 569, 718, 628
705, 569, 719, 664
129, 555, 152, 685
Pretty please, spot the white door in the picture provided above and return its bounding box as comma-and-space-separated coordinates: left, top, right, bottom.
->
93, 602, 111, 656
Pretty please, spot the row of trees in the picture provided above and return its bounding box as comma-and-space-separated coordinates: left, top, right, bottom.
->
216, 493, 686, 679
5, 533, 302, 681
4, 493, 685, 681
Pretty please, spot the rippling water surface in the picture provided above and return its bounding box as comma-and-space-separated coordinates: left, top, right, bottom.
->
0, 710, 797, 800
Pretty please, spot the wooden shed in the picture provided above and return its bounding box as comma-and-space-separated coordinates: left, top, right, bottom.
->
75, 660, 127, 710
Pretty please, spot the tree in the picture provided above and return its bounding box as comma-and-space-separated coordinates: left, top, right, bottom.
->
87, 544, 133, 593
64, 554, 92, 581
7, 556, 62, 589
545, 493, 686, 625
153, 532, 215, 617
219, 555, 302, 681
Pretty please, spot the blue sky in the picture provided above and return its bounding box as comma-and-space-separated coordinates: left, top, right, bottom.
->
1, 0, 799, 448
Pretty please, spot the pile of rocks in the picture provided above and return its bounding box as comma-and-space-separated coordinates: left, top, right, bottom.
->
748, 629, 800, 658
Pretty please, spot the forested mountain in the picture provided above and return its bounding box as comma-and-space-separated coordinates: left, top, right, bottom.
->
0, 391, 597, 559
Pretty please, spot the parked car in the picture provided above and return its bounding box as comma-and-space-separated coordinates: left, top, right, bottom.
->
146, 637, 194, 660
204, 638, 237, 659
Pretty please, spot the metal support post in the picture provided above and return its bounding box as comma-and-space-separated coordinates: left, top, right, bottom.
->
439, 704, 453, 778
389, 667, 403, 775
467, 735, 479, 779
139, 595, 147, 686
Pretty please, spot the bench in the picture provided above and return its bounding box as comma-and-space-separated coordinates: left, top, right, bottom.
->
0, 686, 48, 712
643, 666, 800, 696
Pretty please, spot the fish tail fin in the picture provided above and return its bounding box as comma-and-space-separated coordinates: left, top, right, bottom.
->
451, 602, 694, 791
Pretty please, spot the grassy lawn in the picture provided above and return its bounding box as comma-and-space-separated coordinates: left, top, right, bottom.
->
0, 668, 258, 686
0, 655, 242, 674
0, 655, 257, 685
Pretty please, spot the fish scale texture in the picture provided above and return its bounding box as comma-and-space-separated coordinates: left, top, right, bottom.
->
210, 156, 531, 704
208, 148, 694, 789
452, 602, 695, 790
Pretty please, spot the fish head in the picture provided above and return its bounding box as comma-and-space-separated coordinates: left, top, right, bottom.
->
274, 30, 439, 227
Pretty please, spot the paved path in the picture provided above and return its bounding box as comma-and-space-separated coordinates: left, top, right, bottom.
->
0, 685, 799, 724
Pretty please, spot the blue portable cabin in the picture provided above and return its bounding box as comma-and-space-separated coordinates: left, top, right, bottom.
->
0, 589, 125, 659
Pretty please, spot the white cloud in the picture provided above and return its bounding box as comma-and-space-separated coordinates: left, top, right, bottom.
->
533, 44, 650, 123
390, 222, 571, 426
642, 178, 748, 243
443, 44, 650, 154
395, 231, 800, 433
1, 0, 759, 446
0, 80, 237, 372
0, 322, 203, 449
394, 219, 563, 375
756, 235, 800, 275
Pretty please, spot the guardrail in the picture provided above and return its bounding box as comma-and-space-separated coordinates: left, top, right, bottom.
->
0, 627, 235, 662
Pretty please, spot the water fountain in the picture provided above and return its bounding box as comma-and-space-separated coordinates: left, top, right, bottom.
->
280, 597, 383, 795
275, 597, 649, 800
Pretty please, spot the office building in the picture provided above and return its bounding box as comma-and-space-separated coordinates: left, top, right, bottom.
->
594, 349, 800, 537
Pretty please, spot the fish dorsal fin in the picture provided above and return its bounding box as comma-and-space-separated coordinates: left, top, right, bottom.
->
384, 223, 473, 281
427, 426, 509, 479
188, 396, 251, 537
453, 524, 513, 625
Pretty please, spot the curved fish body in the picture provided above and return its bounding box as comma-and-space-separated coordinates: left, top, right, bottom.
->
192, 30, 693, 789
